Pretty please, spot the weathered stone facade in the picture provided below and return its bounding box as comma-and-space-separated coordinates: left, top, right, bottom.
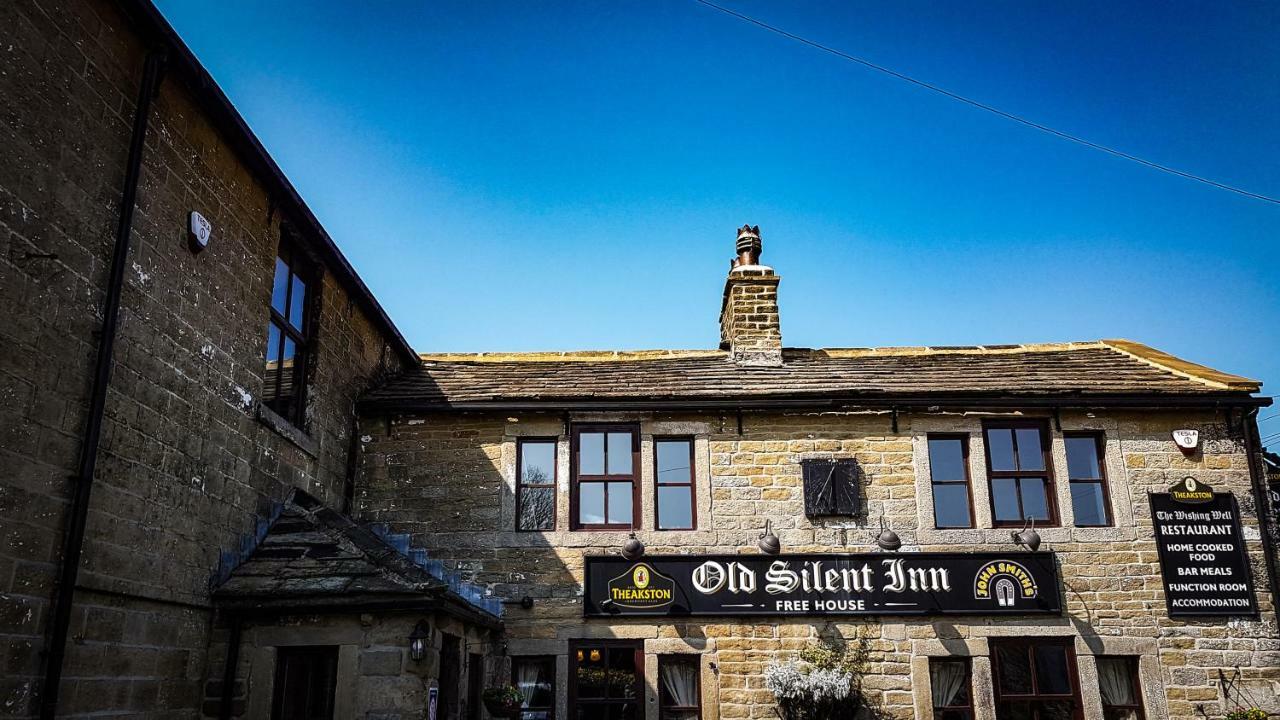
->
356, 407, 1279, 719
1, 0, 411, 715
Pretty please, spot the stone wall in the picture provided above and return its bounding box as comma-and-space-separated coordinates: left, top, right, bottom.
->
0, 0, 405, 715
356, 408, 1280, 719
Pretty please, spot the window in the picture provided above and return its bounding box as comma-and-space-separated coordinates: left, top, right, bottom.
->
928, 436, 973, 528
570, 641, 642, 719
512, 657, 555, 720
518, 440, 557, 531
1065, 434, 1112, 527
800, 459, 859, 517
656, 438, 696, 530
1097, 657, 1144, 720
929, 658, 973, 720
983, 422, 1057, 526
658, 655, 701, 720
271, 646, 338, 720
991, 638, 1082, 720
264, 244, 313, 427
571, 425, 639, 530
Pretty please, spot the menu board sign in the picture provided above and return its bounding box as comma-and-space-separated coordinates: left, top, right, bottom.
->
1150, 480, 1257, 617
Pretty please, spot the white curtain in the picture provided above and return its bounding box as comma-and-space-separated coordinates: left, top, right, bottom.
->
660, 660, 700, 708
515, 660, 546, 709
1097, 658, 1136, 706
930, 661, 967, 707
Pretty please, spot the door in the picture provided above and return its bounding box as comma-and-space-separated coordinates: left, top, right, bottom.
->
440, 634, 461, 720
569, 640, 643, 720
271, 646, 339, 720
468, 653, 484, 720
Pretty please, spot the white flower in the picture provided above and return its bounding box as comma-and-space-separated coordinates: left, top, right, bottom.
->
764, 660, 853, 704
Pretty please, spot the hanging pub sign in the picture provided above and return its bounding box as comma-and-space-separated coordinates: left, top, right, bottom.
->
1150, 478, 1258, 617
583, 552, 1062, 618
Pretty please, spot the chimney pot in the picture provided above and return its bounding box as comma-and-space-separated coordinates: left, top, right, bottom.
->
735, 224, 762, 268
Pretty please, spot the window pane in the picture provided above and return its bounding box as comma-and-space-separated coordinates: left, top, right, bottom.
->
996, 646, 1033, 694
266, 322, 282, 363
1039, 701, 1076, 720
1066, 436, 1101, 479
580, 433, 605, 475
579, 484, 605, 525
607, 482, 633, 525
930, 660, 971, 707
656, 440, 692, 484
288, 273, 307, 330
518, 487, 555, 531
996, 701, 1033, 720
658, 486, 693, 530
1071, 482, 1108, 526
1014, 428, 1044, 471
521, 442, 556, 486
576, 647, 606, 698
514, 658, 554, 708
607, 432, 633, 475
987, 429, 1016, 471
1097, 658, 1136, 706
271, 257, 289, 313
608, 647, 638, 699
992, 478, 1021, 522
1020, 478, 1049, 521
928, 438, 967, 481
933, 484, 972, 528
1034, 645, 1071, 694
264, 323, 283, 401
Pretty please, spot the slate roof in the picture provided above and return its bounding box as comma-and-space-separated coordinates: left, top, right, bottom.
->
212, 489, 501, 624
361, 340, 1264, 411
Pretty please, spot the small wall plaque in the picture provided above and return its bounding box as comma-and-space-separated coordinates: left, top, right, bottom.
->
188, 210, 212, 253
1172, 429, 1199, 452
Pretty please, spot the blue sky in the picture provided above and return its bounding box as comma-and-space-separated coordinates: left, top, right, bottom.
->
154, 1, 1279, 441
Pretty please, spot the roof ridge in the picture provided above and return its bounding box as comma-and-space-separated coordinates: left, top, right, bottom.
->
1100, 339, 1261, 392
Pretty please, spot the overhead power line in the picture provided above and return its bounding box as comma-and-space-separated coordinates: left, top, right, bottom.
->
692, 0, 1280, 206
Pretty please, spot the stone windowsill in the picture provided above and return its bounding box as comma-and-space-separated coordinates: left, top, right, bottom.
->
256, 403, 319, 458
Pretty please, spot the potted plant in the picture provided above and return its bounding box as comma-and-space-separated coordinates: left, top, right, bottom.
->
763, 635, 872, 720
481, 686, 525, 718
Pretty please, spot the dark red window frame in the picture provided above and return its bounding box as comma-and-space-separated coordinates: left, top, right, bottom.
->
990, 638, 1083, 720
1064, 432, 1113, 527
928, 434, 975, 529
568, 640, 643, 718
655, 437, 697, 531
658, 654, 702, 720
516, 438, 558, 531
570, 424, 640, 530
982, 420, 1059, 527
929, 657, 974, 720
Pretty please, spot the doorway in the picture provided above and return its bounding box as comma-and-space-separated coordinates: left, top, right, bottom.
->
270, 645, 339, 720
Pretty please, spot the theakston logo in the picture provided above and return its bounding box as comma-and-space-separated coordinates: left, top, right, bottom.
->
607, 563, 675, 609
1170, 476, 1214, 504
973, 560, 1038, 608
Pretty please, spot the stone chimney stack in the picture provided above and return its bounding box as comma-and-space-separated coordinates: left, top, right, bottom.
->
719, 225, 782, 367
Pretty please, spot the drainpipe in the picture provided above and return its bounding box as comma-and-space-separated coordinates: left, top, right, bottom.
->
40, 49, 167, 719
1243, 407, 1280, 627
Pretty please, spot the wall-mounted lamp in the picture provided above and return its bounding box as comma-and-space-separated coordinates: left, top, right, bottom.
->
757, 520, 781, 555
873, 516, 901, 552
408, 620, 431, 662
621, 531, 645, 561
502, 596, 535, 610
1011, 519, 1041, 552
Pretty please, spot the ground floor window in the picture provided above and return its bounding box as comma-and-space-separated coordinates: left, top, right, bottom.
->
513, 656, 556, 719
991, 638, 1082, 720
658, 654, 701, 719
271, 645, 338, 720
570, 640, 642, 719
930, 658, 973, 719
1097, 656, 1144, 720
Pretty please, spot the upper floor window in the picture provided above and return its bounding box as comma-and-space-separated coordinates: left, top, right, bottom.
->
655, 438, 696, 530
571, 424, 639, 530
517, 439, 557, 531
929, 658, 973, 720
928, 436, 973, 528
264, 243, 313, 427
983, 421, 1057, 527
1066, 433, 1112, 527
991, 638, 1081, 720
1097, 656, 1144, 720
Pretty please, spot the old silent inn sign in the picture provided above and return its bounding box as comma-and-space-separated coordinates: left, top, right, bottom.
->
583, 552, 1062, 618
1150, 477, 1258, 617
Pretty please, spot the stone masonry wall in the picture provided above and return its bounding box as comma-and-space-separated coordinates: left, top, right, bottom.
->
0, 0, 404, 715
356, 408, 1280, 720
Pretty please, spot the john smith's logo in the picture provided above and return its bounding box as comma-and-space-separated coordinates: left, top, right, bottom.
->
607, 563, 675, 609
973, 561, 1038, 608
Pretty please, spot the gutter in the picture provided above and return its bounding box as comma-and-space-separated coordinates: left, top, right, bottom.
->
1243, 408, 1280, 627
113, 0, 417, 368
41, 50, 167, 720
360, 393, 1273, 415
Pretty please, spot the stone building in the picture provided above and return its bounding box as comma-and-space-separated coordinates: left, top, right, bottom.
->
1, 0, 498, 717
356, 226, 1279, 720
3, 0, 1278, 719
